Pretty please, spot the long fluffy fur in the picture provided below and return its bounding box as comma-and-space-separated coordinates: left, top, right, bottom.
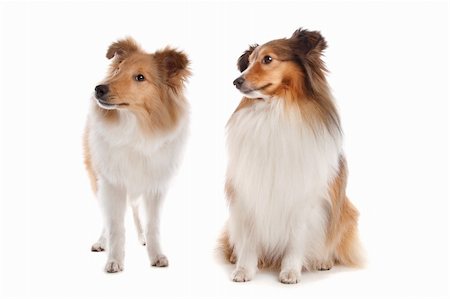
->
84, 38, 190, 272
221, 28, 363, 283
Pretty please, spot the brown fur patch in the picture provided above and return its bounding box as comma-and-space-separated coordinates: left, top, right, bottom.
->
94, 104, 118, 123
219, 158, 363, 271
154, 47, 191, 91
95, 38, 190, 135
106, 37, 139, 60
224, 178, 236, 203
218, 229, 236, 264
83, 126, 97, 193
86, 38, 190, 198
218, 228, 283, 270
326, 156, 364, 267
222, 29, 362, 271
233, 97, 257, 113
235, 28, 341, 136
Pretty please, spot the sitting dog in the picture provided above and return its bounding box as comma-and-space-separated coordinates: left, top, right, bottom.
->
220, 28, 363, 283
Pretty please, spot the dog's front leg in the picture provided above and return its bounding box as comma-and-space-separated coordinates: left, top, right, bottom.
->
231, 237, 258, 282
98, 179, 126, 273
279, 230, 306, 284
279, 244, 303, 284
143, 190, 168, 267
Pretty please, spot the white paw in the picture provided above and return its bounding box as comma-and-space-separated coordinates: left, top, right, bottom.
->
104, 260, 123, 273
231, 267, 254, 282
91, 242, 105, 252
314, 260, 334, 271
151, 255, 169, 267
279, 269, 301, 284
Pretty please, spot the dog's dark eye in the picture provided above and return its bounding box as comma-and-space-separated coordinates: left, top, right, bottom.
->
135, 74, 145, 82
262, 55, 272, 64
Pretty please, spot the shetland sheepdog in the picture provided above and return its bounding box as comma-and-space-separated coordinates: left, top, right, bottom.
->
220, 28, 363, 283
84, 38, 190, 273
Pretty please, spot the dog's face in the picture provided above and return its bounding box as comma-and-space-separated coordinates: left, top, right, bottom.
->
233, 28, 327, 100
95, 38, 189, 113
95, 51, 160, 111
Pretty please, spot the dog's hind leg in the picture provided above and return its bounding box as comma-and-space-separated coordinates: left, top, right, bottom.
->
143, 190, 168, 267
131, 202, 146, 246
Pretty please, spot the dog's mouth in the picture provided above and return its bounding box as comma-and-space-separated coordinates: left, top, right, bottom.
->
240, 83, 272, 99
96, 99, 129, 110
241, 83, 272, 93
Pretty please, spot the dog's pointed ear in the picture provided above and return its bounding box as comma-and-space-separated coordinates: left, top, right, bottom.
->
237, 44, 258, 72
106, 37, 139, 59
290, 28, 328, 98
291, 28, 327, 55
154, 47, 191, 87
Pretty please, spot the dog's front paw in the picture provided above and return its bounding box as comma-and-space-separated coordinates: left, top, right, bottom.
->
231, 267, 254, 282
151, 255, 169, 267
104, 260, 123, 273
279, 269, 301, 284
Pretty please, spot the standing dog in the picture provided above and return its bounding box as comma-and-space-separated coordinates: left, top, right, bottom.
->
84, 38, 190, 272
220, 28, 363, 283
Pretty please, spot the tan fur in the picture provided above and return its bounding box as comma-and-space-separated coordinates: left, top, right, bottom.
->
106, 37, 139, 60
245, 47, 307, 101
224, 178, 236, 203
85, 38, 190, 273
326, 157, 364, 267
220, 157, 363, 270
94, 105, 118, 123
220, 29, 363, 272
85, 38, 190, 193
235, 29, 341, 135
221, 177, 285, 270
218, 229, 284, 270
97, 38, 190, 135
233, 97, 257, 114
83, 126, 97, 193
218, 229, 236, 264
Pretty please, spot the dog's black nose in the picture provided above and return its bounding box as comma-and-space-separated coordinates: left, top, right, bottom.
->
95, 84, 109, 99
233, 77, 245, 89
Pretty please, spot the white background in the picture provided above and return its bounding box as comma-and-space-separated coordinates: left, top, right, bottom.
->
0, 1, 448, 298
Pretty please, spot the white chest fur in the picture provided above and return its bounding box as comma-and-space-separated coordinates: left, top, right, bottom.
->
226, 99, 342, 258
88, 108, 188, 197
